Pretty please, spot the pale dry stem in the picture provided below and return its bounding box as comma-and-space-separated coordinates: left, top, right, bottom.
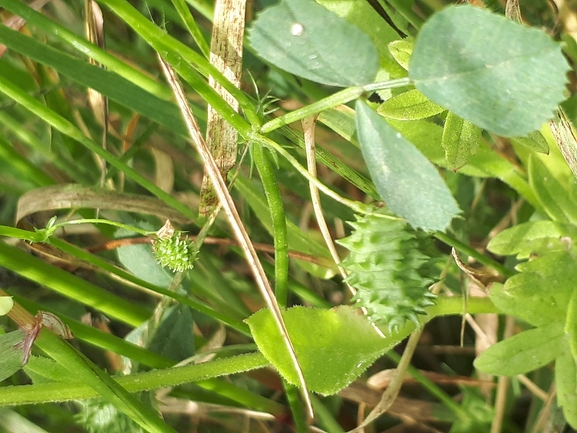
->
159, 57, 313, 419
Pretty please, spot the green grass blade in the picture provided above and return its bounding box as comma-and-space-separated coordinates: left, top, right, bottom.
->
96, 0, 260, 128
34, 330, 177, 433
0, 352, 270, 406
49, 238, 250, 335
0, 241, 150, 326
0, 0, 171, 101
171, 0, 210, 58
0, 73, 196, 222
0, 24, 187, 135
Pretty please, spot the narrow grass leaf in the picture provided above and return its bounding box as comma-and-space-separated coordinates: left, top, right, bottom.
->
0, 24, 186, 135
249, 0, 379, 87
0, 242, 150, 327
355, 100, 460, 231
410, 5, 569, 137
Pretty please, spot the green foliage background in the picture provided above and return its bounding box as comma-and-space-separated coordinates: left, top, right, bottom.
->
0, 0, 576, 432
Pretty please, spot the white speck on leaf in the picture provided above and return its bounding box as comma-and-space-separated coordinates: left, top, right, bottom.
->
291, 23, 304, 36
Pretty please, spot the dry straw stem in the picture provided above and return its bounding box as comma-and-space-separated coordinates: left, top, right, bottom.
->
84, 0, 108, 188
199, 0, 246, 215
158, 57, 313, 419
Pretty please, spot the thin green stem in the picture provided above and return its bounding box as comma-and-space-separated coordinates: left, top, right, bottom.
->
35, 329, 177, 433
386, 351, 471, 420
0, 225, 46, 242
0, 241, 151, 327
49, 219, 154, 238
260, 78, 411, 134
311, 394, 346, 433
0, 352, 270, 407
171, 0, 211, 58
252, 134, 374, 215
253, 145, 289, 307
283, 380, 310, 432
434, 232, 514, 278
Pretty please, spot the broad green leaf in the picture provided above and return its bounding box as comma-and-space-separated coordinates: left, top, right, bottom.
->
0, 296, 13, 315
117, 243, 174, 289
355, 100, 460, 231
556, 349, 577, 428
248, 0, 379, 87
378, 89, 445, 120
246, 306, 387, 395
442, 112, 481, 170
410, 5, 568, 137
319, 106, 540, 210
490, 251, 576, 326
474, 321, 565, 375
488, 220, 577, 258
391, 119, 540, 210
148, 305, 195, 362
317, 0, 404, 61
511, 131, 549, 154
529, 154, 577, 224
0, 329, 25, 382
315, 0, 407, 84
388, 40, 413, 70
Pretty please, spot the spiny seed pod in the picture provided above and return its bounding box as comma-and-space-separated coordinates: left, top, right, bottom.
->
152, 220, 197, 273
337, 213, 437, 333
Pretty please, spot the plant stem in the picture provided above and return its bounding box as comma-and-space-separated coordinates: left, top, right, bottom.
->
283, 380, 310, 432
253, 145, 289, 307
171, 0, 210, 58
434, 231, 514, 278
50, 219, 153, 238
387, 351, 471, 419
260, 78, 411, 134
37, 329, 178, 433
0, 352, 270, 407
